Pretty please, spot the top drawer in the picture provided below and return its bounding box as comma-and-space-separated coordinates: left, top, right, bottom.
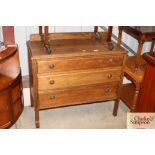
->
37, 55, 124, 74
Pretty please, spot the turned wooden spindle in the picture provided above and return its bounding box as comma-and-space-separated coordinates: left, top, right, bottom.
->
107, 26, 113, 42
44, 26, 49, 46
94, 26, 98, 33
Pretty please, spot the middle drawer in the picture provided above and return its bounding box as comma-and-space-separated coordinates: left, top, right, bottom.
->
38, 68, 121, 90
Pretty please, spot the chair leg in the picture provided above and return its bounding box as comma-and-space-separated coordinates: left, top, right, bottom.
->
130, 86, 140, 112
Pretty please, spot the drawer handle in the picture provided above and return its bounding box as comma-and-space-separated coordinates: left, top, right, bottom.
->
107, 73, 113, 79
49, 64, 55, 69
50, 95, 55, 100
49, 80, 55, 85
108, 58, 113, 63
104, 88, 110, 93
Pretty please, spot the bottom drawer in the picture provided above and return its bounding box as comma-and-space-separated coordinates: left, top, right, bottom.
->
38, 83, 119, 110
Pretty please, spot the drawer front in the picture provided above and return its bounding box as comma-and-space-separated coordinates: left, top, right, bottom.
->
37, 55, 124, 73
38, 83, 119, 109
38, 68, 121, 90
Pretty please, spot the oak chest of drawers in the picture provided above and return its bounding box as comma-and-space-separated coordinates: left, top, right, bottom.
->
27, 32, 127, 128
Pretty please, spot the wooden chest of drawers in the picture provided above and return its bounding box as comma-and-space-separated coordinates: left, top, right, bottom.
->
27, 32, 127, 128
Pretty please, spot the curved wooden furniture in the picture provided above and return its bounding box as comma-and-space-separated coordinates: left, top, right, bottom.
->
137, 52, 155, 112
0, 46, 24, 128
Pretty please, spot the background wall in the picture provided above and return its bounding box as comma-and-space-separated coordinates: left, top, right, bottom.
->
0, 27, 3, 41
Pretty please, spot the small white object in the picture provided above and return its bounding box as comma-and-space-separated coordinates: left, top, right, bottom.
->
93, 49, 99, 52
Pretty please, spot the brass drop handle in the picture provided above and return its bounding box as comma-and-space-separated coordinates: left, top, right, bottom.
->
49, 80, 55, 85
49, 64, 55, 69
50, 95, 55, 100
107, 73, 113, 79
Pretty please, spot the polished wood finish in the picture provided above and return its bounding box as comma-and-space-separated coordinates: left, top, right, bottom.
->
37, 55, 124, 74
0, 46, 24, 128
38, 83, 119, 110
124, 56, 146, 83
38, 67, 121, 90
28, 30, 127, 128
44, 26, 49, 45
2, 26, 15, 44
107, 26, 113, 42
137, 52, 155, 112
143, 52, 155, 67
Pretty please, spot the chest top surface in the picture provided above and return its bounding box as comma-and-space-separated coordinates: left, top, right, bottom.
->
28, 39, 126, 59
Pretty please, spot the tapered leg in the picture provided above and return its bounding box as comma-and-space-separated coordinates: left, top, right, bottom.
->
35, 108, 40, 128
113, 98, 120, 116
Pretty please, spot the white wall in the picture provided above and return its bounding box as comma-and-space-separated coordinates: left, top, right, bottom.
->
14, 27, 29, 76
14, 26, 152, 76
0, 26, 3, 41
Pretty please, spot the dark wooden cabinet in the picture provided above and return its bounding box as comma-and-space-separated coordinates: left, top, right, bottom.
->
137, 52, 155, 112
0, 46, 24, 128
